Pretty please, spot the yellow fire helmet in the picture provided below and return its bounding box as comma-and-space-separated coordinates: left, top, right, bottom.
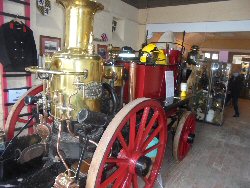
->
156, 49, 167, 65
139, 43, 159, 64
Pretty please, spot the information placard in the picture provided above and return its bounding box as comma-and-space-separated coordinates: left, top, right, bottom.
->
165, 71, 175, 98
8, 89, 27, 103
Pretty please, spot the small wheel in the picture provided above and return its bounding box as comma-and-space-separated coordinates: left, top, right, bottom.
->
5, 84, 43, 141
173, 111, 196, 162
87, 98, 167, 188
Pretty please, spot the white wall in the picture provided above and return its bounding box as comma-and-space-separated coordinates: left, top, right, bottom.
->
94, 0, 141, 50
31, 0, 64, 53
138, 0, 250, 24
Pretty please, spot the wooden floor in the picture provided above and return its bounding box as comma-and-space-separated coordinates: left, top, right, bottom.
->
160, 99, 250, 188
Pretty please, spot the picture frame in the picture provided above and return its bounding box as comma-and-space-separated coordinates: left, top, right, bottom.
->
97, 44, 108, 59
40, 35, 61, 55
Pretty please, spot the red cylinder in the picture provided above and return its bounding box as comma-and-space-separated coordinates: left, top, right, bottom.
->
169, 50, 181, 65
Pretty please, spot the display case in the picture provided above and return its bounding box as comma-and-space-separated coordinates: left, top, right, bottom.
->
240, 58, 250, 99
193, 61, 231, 125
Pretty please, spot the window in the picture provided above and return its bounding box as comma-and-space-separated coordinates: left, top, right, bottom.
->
204, 53, 210, 59
212, 53, 219, 60
203, 51, 219, 60
112, 19, 117, 32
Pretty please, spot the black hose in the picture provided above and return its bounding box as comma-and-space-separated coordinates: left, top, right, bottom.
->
102, 82, 119, 115
74, 134, 88, 183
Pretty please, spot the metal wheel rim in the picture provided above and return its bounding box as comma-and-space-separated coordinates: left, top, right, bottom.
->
86, 98, 167, 188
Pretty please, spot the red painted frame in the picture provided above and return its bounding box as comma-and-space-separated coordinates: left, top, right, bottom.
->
0, 1, 3, 25
0, 0, 32, 130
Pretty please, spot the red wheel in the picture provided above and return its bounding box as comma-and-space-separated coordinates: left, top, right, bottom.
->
5, 84, 43, 141
173, 111, 196, 162
87, 98, 167, 188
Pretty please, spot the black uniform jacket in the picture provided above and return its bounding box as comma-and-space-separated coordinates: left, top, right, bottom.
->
0, 21, 37, 72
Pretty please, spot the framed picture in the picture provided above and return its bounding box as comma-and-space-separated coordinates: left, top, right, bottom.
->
97, 44, 108, 59
40, 35, 61, 55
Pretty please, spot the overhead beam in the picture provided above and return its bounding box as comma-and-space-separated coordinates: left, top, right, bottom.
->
122, 0, 229, 9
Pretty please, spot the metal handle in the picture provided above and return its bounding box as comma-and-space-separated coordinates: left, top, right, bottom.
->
25, 66, 88, 78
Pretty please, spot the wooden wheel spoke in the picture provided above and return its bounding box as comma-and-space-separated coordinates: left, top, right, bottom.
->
113, 171, 129, 188
143, 177, 150, 185
106, 158, 128, 164
101, 166, 127, 187
141, 111, 159, 145
142, 143, 161, 156
17, 118, 29, 123
117, 132, 129, 152
132, 175, 139, 188
119, 173, 132, 188
142, 124, 163, 151
129, 114, 136, 151
135, 107, 150, 150
126, 174, 133, 188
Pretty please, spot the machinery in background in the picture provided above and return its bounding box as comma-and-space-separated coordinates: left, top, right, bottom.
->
240, 58, 250, 99
0, 0, 197, 187
192, 61, 231, 125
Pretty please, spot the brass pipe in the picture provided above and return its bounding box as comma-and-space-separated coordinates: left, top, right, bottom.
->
25, 66, 88, 76
129, 61, 137, 102
56, 0, 103, 51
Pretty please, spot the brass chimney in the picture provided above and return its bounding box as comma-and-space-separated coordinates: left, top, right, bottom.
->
57, 0, 103, 51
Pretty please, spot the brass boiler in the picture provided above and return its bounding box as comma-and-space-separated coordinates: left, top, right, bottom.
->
27, 0, 104, 120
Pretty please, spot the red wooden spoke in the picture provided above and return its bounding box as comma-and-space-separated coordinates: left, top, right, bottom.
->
140, 111, 159, 145
101, 166, 127, 187
113, 171, 129, 188
117, 173, 132, 188
132, 175, 139, 188
143, 177, 150, 185
135, 107, 150, 150
106, 158, 128, 164
117, 132, 129, 153
5, 84, 43, 141
87, 98, 167, 188
141, 123, 163, 151
142, 143, 161, 156
28, 121, 36, 126
17, 118, 29, 123
124, 173, 132, 188
129, 114, 136, 151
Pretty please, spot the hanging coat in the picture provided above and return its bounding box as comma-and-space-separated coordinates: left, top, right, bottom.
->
0, 21, 37, 72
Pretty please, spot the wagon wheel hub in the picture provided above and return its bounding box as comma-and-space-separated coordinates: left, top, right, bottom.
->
135, 156, 152, 177
187, 133, 195, 144
118, 149, 152, 177
173, 111, 196, 162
